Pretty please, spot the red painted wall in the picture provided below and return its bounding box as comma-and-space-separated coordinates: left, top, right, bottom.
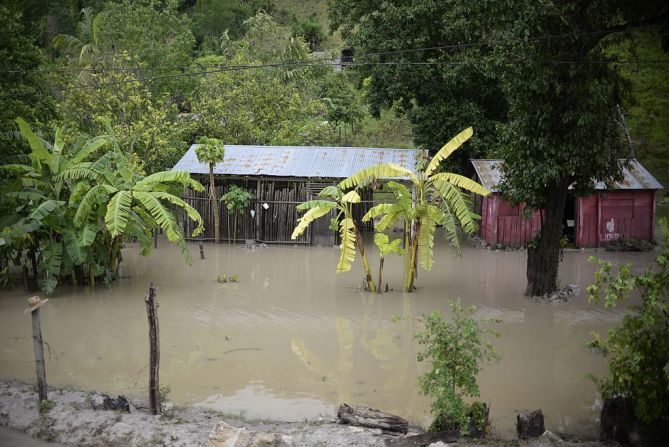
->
482, 191, 656, 248
481, 194, 541, 247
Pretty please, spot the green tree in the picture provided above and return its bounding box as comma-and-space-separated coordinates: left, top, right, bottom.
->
587, 219, 669, 429
415, 300, 500, 432
341, 128, 490, 292
372, 232, 403, 293
319, 72, 366, 143
328, 0, 507, 173
52, 7, 103, 69
195, 137, 225, 243
292, 186, 377, 292
330, 0, 669, 296
221, 185, 254, 243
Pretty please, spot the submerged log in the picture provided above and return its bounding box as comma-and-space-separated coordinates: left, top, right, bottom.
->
337, 404, 409, 433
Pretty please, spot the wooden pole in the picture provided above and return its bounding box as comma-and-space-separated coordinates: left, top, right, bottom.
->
153, 229, 158, 249
199, 241, 205, 260
30, 305, 48, 402
144, 284, 161, 415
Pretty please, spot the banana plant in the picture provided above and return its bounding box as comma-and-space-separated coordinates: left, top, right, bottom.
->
195, 137, 225, 243
291, 185, 377, 292
72, 140, 205, 273
373, 232, 404, 293
339, 127, 490, 292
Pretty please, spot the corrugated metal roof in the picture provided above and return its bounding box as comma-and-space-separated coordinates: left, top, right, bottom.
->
471, 159, 663, 192
172, 144, 420, 179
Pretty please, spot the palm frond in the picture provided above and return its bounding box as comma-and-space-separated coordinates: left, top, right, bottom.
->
0, 164, 33, 174
52, 34, 83, 51
105, 190, 132, 237
338, 163, 417, 190
149, 191, 204, 237
337, 217, 357, 273
424, 127, 473, 177
291, 205, 334, 239
64, 229, 88, 264
430, 172, 490, 196
5, 190, 48, 201
56, 167, 101, 182
440, 204, 462, 255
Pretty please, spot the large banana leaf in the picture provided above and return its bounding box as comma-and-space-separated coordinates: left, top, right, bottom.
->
68, 135, 109, 166
64, 229, 89, 264
424, 127, 473, 177
75, 185, 117, 226
16, 118, 57, 173
77, 222, 99, 248
374, 233, 404, 256
149, 191, 204, 237
337, 217, 357, 273
134, 170, 205, 192
56, 167, 101, 182
105, 190, 132, 237
338, 163, 417, 190
29, 200, 65, 221
440, 205, 462, 255
132, 191, 182, 242
432, 179, 480, 234
430, 172, 490, 196
318, 185, 343, 199
296, 200, 337, 211
291, 204, 335, 239
341, 190, 361, 203
417, 215, 437, 271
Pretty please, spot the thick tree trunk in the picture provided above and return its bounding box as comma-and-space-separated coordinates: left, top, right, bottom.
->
209, 163, 220, 244
525, 177, 569, 296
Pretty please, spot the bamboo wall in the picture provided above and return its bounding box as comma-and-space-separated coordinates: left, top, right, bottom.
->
182, 177, 379, 246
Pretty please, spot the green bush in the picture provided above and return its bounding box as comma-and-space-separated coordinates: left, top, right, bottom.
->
415, 300, 500, 433
587, 218, 669, 426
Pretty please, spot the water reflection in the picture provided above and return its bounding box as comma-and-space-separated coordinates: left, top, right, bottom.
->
0, 237, 655, 437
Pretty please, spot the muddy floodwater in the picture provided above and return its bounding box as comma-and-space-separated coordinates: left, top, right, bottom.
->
0, 236, 656, 438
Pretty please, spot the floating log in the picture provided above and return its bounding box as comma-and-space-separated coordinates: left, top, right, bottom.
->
337, 403, 409, 434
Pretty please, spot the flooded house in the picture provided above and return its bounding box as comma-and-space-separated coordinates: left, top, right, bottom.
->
471, 159, 663, 248
172, 144, 421, 245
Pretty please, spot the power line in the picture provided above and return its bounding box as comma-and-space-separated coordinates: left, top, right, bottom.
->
2, 23, 665, 75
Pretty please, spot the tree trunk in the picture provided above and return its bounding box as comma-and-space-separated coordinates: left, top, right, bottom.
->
355, 229, 376, 292
377, 256, 384, 294
525, 177, 569, 296
337, 404, 408, 433
405, 220, 421, 292
209, 163, 220, 244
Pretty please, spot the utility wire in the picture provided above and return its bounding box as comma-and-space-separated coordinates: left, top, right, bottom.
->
2, 22, 665, 75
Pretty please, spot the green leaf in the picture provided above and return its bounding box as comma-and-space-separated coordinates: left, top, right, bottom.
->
418, 216, 437, 271
105, 190, 132, 237
341, 190, 361, 203
29, 200, 65, 221
292, 205, 335, 239
134, 170, 205, 192
338, 163, 417, 190
430, 172, 490, 196
74, 184, 116, 226
337, 217, 357, 273
149, 191, 204, 237
424, 127, 473, 177
16, 117, 56, 173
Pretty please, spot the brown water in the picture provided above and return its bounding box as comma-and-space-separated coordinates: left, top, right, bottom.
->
0, 237, 655, 437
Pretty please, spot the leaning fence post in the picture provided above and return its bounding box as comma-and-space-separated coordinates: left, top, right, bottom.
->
25, 296, 48, 402
144, 284, 161, 415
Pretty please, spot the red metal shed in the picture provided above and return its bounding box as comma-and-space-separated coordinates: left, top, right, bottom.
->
471, 159, 663, 248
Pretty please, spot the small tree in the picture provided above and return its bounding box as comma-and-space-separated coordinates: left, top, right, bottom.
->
587, 219, 669, 430
221, 185, 254, 243
373, 232, 403, 293
416, 300, 500, 433
195, 137, 225, 243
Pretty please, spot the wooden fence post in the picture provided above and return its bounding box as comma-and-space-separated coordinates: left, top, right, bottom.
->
25, 297, 48, 402
153, 229, 158, 249
199, 241, 205, 260
144, 284, 161, 415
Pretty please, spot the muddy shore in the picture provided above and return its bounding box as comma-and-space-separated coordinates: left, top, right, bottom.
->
0, 381, 606, 447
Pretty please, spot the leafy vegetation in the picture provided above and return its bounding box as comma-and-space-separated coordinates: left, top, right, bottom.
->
587, 219, 669, 427
195, 137, 225, 243
0, 119, 203, 294
415, 300, 500, 433
221, 185, 254, 243
340, 128, 490, 291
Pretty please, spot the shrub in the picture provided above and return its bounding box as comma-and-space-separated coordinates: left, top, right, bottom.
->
415, 300, 500, 433
587, 219, 669, 426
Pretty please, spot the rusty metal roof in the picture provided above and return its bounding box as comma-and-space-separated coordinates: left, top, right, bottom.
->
172, 144, 420, 179
471, 159, 663, 192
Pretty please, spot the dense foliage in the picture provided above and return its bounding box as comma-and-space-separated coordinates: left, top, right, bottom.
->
415, 300, 499, 432
588, 219, 669, 426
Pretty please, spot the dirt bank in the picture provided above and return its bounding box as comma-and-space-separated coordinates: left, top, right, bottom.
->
0, 381, 605, 447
